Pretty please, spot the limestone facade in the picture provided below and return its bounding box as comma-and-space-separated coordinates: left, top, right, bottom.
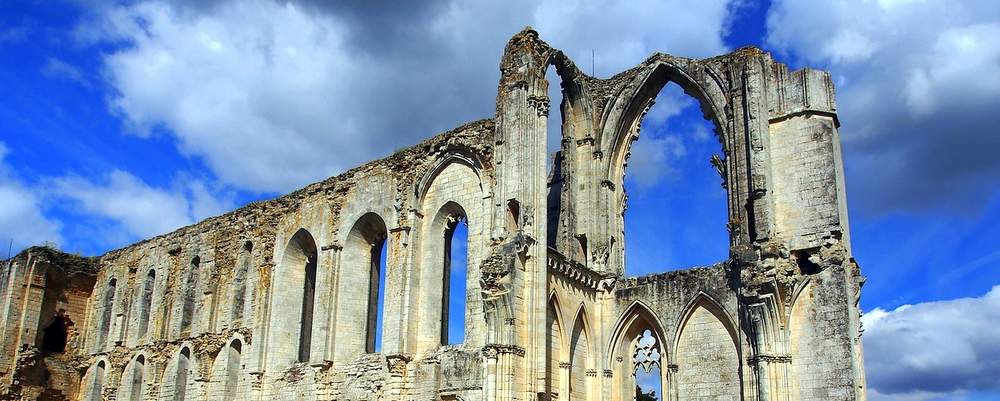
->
0, 28, 866, 401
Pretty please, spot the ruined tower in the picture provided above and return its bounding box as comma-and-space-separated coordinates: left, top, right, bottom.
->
1, 28, 866, 401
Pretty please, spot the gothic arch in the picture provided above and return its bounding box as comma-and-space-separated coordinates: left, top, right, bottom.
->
568, 304, 595, 401
163, 344, 200, 401
333, 212, 389, 361
135, 267, 156, 342
413, 200, 472, 352
230, 241, 253, 325
546, 293, 569, 398
673, 292, 739, 351
606, 300, 669, 365
95, 277, 117, 351
602, 58, 731, 186
673, 292, 742, 400
210, 336, 246, 401
82, 358, 110, 401
117, 353, 149, 401
415, 152, 487, 202
606, 300, 669, 401
267, 228, 319, 369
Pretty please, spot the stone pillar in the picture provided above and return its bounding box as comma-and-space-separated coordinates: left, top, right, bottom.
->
312, 244, 340, 365
494, 27, 552, 400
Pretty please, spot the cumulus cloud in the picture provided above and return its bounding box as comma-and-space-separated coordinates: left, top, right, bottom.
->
77, 0, 738, 193
0, 142, 62, 256
863, 286, 1000, 401
49, 170, 233, 242
766, 0, 1000, 215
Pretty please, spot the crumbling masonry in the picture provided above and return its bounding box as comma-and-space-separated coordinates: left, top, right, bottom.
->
1, 28, 866, 401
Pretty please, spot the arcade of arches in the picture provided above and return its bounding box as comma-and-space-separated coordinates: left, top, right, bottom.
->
0, 28, 865, 401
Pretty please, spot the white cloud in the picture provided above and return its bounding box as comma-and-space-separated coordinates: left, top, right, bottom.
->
626, 134, 687, 190
767, 0, 1000, 214
49, 170, 233, 242
79, 0, 738, 193
41, 58, 89, 86
863, 286, 1000, 400
0, 142, 62, 256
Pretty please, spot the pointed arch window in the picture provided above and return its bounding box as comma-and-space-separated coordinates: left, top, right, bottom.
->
268, 229, 319, 367
180, 257, 199, 332
87, 361, 106, 401
299, 240, 318, 362
138, 270, 155, 338
633, 330, 663, 401
569, 310, 592, 401
334, 213, 389, 359
128, 355, 145, 401
231, 242, 252, 323
442, 213, 468, 345
174, 347, 191, 401
224, 339, 242, 401
97, 279, 116, 348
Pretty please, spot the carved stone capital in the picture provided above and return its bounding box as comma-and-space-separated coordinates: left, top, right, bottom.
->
386, 354, 412, 377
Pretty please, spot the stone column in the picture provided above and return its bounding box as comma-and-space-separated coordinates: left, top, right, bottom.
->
493, 27, 552, 400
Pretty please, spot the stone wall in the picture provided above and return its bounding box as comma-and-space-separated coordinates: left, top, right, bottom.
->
0, 28, 866, 401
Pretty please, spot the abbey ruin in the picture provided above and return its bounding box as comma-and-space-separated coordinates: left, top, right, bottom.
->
0, 28, 867, 401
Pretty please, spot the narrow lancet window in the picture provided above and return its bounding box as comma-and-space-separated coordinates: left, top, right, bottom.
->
224, 340, 242, 401
97, 279, 116, 348
181, 257, 199, 332
369, 238, 387, 353
138, 270, 155, 338
299, 248, 317, 362
129, 355, 145, 401
174, 348, 190, 401
443, 215, 468, 345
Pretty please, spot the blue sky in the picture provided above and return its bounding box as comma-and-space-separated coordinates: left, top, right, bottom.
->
2, 1, 999, 400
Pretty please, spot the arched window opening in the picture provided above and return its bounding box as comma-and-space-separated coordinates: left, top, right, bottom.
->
174, 348, 191, 401
41, 315, 69, 353
231, 245, 251, 323
610, 303, 668, 401
224, 340, 242, 401
442, 215, 468, 345
546, 298, 564, 399
138, 270, 155, 338
505, 199, 521, 234
97, 279, 116, 348
335, 213, 389, 360
269, 229, 319, 367
181, 257, 200, 332
623, 84, 728, 274
370, 238, 387, 353
128, 355, 145, 401
569, 311, 591, 401
633, 329, 663, 401
299, 240, 318, 362
88, 361, 106, 401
